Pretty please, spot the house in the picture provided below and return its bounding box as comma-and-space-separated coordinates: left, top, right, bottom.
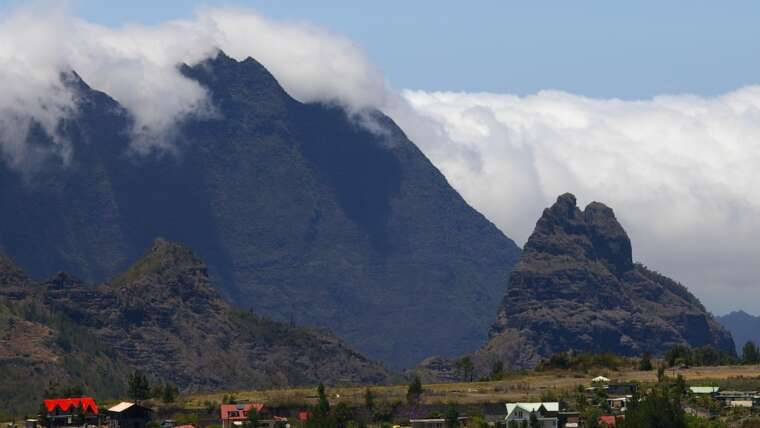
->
220, 404, 283, 428
599, 415, 618, 426
42, 398, 100, 428
505, 403, 559, 428
107, 402, 153, 428
592, 376, 610, 384
716, 391, 760, 407
690, 386, 720, 396
606, 384, 636, 396
606, 397, 628, 411
558, 411, 580, 428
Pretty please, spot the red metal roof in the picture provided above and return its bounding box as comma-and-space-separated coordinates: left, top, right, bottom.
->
44, 397, 99, 415
219, 404, 266, 421
599, 415, 616, 426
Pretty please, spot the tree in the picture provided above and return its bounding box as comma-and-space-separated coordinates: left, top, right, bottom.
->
743, 341, 760, 364
455, 357, 475, 382
528, 412, 540, 428
639, 352, 653, 371
507, 421, 519, 428
445, 403, 459, 428
618, 383, 686, 428
316, 383, 330, 415
127, 371, 151, 402
306, 384, 334, 428
333, 402, 353, 428
162, 383, 179, 403
364, 387, 374, 411
490, 360, 505, 380
581, 407, 601, 428
407, 375, 423, 405
246, 408, 260, 428
657, 365, 666, 383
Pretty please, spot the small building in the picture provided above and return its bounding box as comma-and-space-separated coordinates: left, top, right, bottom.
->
558, 411, 580, 428
592, 376, 610, 384
606, 384, 636, 396
599, 415, 618, 426
410, 417, 470, 428
220, 404, 282, 428
716, 390, 760, 407
42, 398, 100, 428
690, 386, 720, 396
107, 402, 153, 428
606, 397, 628, 411
505, 402, 559, 428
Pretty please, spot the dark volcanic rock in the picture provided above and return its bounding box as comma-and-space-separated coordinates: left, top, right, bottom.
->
0, 240, 391, 413
478, 193, 734, 370
0, 51, 520, 368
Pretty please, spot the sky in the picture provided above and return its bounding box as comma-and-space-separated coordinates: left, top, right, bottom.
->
1, 1, 760, 316
4, 0, 760, 98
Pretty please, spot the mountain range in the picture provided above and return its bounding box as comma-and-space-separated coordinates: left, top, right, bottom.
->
0, 51, 521, 369
0, 239, 391, 413
716, 311, 760, 354
418, 194, 734, 378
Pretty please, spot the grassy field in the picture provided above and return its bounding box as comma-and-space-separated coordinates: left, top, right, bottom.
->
185, 364, 760, 409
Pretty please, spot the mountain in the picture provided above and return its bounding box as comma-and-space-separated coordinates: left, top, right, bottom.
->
0, 51, 521, 368
716, 311, 760, 354
475, 193, 734, 370
0, 240, 391, 413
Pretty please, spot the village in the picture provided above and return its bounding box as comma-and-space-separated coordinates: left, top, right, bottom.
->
5, 367, 760, 428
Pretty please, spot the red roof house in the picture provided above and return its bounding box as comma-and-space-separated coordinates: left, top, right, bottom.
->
220, 404, 269, 428
44, 397, 99, 415
42, 398, 100, 427
599, 415, 617, 426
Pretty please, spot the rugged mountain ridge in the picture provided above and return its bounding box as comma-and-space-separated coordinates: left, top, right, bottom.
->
476, 193, 734, 370
0, 241, 391, 413
716, 311, 760, 354
0, 51, 520, 368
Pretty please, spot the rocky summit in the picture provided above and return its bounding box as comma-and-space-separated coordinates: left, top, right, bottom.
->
0, 240, 391, 413
477, 193, 734, 370
0, 51, 520, 368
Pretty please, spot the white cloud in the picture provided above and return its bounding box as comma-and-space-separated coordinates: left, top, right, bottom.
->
0, 4, 386, 163
386, 88, 760, 315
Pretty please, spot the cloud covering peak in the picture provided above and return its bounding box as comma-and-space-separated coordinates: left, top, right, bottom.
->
0, 4, 386, 164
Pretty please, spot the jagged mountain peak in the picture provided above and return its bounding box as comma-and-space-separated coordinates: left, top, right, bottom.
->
527, 193, 632, 276
479, 193, 733, 370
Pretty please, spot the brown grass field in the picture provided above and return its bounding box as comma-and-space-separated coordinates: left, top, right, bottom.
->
185, 364, 760, 409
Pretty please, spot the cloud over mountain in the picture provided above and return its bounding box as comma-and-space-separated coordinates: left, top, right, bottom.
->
0, 4, 385, 164
387, 88, 760, 314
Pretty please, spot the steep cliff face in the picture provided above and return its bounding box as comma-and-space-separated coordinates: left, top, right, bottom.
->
0, 52, 520, 368
481, 193, 734, 369
0, 241, 391, 413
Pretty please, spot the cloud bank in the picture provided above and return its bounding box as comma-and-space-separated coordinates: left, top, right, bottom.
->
0, 4, 385, 164
1, 4, 758, 314
386, 89, 760, 315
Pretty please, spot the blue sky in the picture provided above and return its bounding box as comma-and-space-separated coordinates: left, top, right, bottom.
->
21, 1, 757, 98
